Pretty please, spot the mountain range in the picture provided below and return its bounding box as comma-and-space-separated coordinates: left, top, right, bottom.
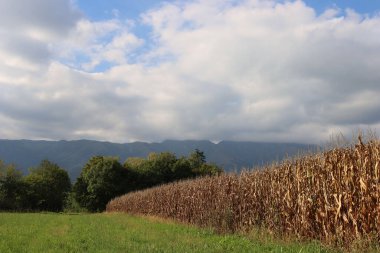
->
0, 139, 318, 180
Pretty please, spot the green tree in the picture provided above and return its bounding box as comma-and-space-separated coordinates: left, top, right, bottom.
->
171, 157, 193, 180
193, 163, 222, 177
123, 157, 148, 191
124, 157, 146, 171
23, 160, 71, 211
0, 161, 26, 210
188, 149, 206, 169
148, 152, 177, 183
188, 149, 222, 177
123, 150, 223, 191
73, 156, 128, 212
124, 152, 179, 188
63, 191, 87, 213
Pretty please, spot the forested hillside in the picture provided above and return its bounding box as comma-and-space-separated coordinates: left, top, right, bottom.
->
0, 139, 317, 179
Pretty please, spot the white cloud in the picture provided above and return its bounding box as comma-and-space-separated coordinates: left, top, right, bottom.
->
55, 19, 144, 70
0, 0, 380, 143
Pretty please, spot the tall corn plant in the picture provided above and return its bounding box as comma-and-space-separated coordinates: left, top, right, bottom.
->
107, 137, 380, 247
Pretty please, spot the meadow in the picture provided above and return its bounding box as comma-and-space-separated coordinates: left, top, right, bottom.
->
0, 212, 330, 253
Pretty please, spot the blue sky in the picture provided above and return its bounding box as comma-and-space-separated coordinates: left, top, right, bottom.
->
0, 0, 380, 143
305, 0, 380, 14
76, 0, 380, 19
75, 0, 164, 20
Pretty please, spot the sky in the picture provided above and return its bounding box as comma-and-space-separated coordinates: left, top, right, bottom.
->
0, 0, 379, 144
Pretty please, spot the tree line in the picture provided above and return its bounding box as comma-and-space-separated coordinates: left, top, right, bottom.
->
0, 150, 222, 212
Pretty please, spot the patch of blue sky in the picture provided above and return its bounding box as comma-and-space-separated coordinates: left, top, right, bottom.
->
303, 0, 380, 16
75, 0, 172, 21
91, 60, 116, 73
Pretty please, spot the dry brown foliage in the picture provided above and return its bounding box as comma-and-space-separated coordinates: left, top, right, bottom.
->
107, 137, 380, 247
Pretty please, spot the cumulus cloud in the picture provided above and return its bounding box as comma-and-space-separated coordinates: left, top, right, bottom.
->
56, 19, 144, 70
0, 0, 380, 143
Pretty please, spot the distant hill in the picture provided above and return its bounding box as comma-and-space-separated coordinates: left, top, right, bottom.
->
0, 139, 318, 180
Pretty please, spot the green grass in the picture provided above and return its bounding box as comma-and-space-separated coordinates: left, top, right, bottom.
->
0, 212, 332, 253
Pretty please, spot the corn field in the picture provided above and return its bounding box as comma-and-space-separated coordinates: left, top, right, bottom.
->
107, 138, 380, 246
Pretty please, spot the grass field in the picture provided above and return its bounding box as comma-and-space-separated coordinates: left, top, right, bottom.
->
0, 212, 332, 253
